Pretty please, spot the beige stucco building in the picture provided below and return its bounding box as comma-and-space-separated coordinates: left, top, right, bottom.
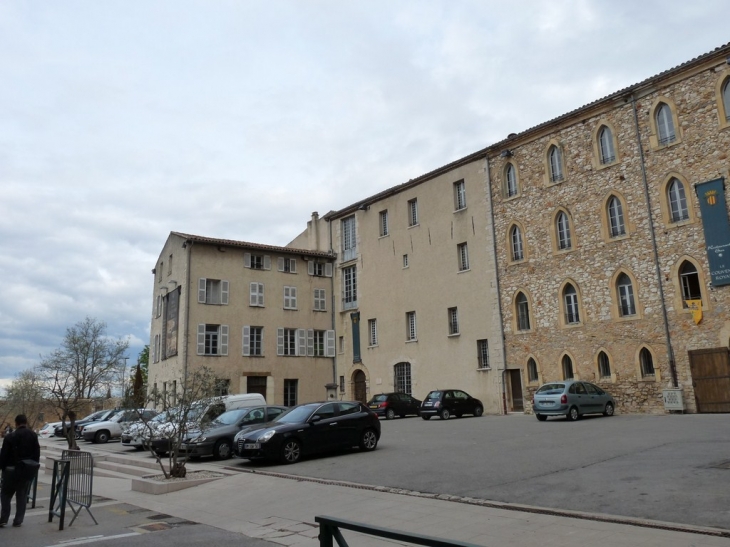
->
290, 160, 508, 414
148, 232, 336, 406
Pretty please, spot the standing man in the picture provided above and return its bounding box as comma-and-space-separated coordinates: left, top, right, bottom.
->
0, 414, 41, 527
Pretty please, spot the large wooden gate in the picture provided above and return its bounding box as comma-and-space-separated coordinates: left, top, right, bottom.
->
352, 370, 367, 403
689, 347, 730, 413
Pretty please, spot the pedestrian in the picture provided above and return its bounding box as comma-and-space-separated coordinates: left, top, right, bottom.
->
0, 414, 41, 527
2, 424, 12, 438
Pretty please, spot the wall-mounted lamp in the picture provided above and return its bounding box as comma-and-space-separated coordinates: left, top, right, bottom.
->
500, 149, 513, 158
358, 204, 370, 211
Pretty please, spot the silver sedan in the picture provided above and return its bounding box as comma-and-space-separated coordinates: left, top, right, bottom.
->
532, 380, 616, 421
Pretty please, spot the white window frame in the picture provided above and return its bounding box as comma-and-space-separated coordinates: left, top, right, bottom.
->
403, 254, 409, 268
505, 164, 517, 198
556, 212, 571, 250
668, 178, 689, 223
343, 265, 357, 310
394, 363, 412, 395
448, 307, 459, 336
454, 180, 466, 211
249, 282, 264, 307
617, 274, 636, 317
278, 257, 297, 273
379, 210, 389, 237
242, 326, 263, 356
244, 253, 271, 270
548, 146, 564, 183
408, 198, 419, 227
406, 311, 417, 341
656, 103, 676, 145
457, 242, 469, 271
564, 285, 580, 324
308, 261, 333, 277
342, 216, 357, 261
198, 278, 229, 305
197, 324, 228, 356
368, 319, 378, 346
608, 197, 625, 238
477, 339, 489, 369
511, 226, 524, 261
283, 286, 298, 310
314, 288, 326, 311
516, 293, 530, 331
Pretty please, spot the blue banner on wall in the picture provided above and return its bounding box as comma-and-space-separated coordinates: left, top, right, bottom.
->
350, 312, 362, 363
696, 177, 730, 287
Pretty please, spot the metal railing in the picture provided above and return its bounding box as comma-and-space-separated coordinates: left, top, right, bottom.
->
316, 516, 482, 547
48, 450, 98, 530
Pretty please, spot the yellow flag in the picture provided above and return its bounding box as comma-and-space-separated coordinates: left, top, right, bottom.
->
685, 300, 702, 325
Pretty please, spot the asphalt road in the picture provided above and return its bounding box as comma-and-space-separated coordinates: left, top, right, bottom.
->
61, 412, 730, 530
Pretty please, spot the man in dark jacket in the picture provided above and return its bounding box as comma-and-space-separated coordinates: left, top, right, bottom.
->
0, 414, 41, 527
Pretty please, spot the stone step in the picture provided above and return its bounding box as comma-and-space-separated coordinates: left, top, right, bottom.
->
95, 459, 164, 477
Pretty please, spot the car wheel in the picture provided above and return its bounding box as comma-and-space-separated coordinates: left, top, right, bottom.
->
536, 414, 547, 422
214, 439, 232, 460
473, 406, 484, 417
421, 415, 431, 420
566, 406, 580, 421
603, 402, 615, 417
359, 429, 378, 451
95, 430, 110, 444
385, 408, 395, 420
439, 409, 450, 420
280, 439, 301, 464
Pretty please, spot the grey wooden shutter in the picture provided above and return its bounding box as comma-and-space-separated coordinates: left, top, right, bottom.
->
325, 263, 333, 277
198, 278, 207, 303
221, 280, 229, 305
307, 329, 314, 357
326, 330, 336, 357
278, 257, 285, 272
244, 253, 251, 268
297, 328, 307, 356
308, 261, 314, 275
242, 326, 250, 356
277, 328, 284, 356
291, 287, 297, 308
197, 324, 206, 355
263, 255, 271, 270
290, 259, 296, 273
220, 325, 229, 355
257, 283, 264, 306
249, 282, 257, 306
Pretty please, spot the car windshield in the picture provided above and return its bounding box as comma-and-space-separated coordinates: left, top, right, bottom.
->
371, 395, 388, 403
98, 410, 116, 421
425, 391, 442, 401
213, 408, 250, 425
274, 405, 316, 424
536, 383, 566, 394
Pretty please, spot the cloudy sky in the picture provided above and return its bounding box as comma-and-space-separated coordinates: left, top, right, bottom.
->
1, 0, 728, 393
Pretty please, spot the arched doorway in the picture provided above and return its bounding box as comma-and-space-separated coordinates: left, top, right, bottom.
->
352, 370, 367, 403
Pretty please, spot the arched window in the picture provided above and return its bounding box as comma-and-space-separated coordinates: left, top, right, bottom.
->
505, 164, 518, 198
656, 103, 676, 145
723, 79, 730, 122
639, 347, 655, 377
607, 196, 625, 238
562, 355, 574, 380
616, 273, 636, 317
598, 351, 611, 379
598, 126, 616, 164
548, 145, 564, 183
510, 225, 524, 261
679, 261, 702, 306
516, 292, 531, 331
667, 178, 689, 223
556, 211, 572, 250
527, 358, 538, 383
563, 284, 580, 324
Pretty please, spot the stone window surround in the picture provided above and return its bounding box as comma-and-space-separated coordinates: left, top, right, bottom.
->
502, 160, 521, 200
599, 191, 632, 243
526, 355, 541, 385
635, 345, 661, 383
648, 96, 683, 150
560, 351, 579, 381
669, 255, 710, 315
610, 268, 643, 321
512, 288, 535, 333
657, 172, 696, 228
543, 139, 567, 186
558, 278, 585, 329
715, 69, 730, 129
594, 347, 617, 383
550, 207, 577, 255
590, 120, 621, 170
506, 220, 528, 264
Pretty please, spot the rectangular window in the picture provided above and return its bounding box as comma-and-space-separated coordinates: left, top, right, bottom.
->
312, 330, 326, 357
368, 319, 378, 346
342, 216, 357, 261
343, 265, 357, 310
244, 253, 271, 270
454, 180, 466, 211
406, 311, 417, 341
314, 288, 327, 311
284, 379, 298, 407
379, 210, 389, 237
308, 261, 333, 277
249, 282, 264, 307
198, 278, 229, 305
247, 376, 267, 398
278, 257, 297, 273
197, 324, 229, 356
394, 362, 412, 395
403, 254, 409, 268
408, 199, 419, 227
457, 243, 469, 271
448, 307, 459, 335
339, 336, 345, 354
284, 286, 298, 309
477, 340, 489, 369
278, 328, 298, 356
339, 375, 345, 392
243, 326, 263, 356
214, 379, 230, 397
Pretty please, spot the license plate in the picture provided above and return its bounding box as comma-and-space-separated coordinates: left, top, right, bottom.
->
244, 443, 260, 450
369, 405, 377, 409
424, 402, 433, 407
540, 400, 555, 406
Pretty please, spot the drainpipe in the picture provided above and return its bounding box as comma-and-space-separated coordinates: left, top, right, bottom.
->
183, 239, 193, 392
629, 94, 678, 388
327, 218, 337, 386
484, 155, 509, 415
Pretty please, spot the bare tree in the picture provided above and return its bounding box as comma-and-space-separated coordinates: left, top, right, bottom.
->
37, 317, 129, 448
4, 369, 46, 429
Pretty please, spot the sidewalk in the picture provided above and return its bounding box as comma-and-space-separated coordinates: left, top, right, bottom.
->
10, 440, 730, 547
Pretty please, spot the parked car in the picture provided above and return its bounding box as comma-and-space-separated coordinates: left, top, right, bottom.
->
179, 405, 288, 460
38, 422, 62, 438
80, 408, 158, 443
420, 389, 484, 420
234, 401, 381, 464
532, 380, 616, 421
54, 409, 120, 438
367, 393, 421, 419
122, 409, 174, 450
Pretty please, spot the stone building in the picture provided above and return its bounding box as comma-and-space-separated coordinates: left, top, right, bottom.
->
289, 159, 508, 414
485, 43, 730, 413
148, 232, 337, 406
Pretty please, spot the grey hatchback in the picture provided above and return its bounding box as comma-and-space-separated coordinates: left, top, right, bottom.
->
532, 380, 616, 421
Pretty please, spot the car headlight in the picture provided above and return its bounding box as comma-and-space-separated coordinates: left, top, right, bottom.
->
189, 436, 207, 444
259, 430, 276, 443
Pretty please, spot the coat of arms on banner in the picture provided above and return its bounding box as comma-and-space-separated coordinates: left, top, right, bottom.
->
685, 300, 702, 324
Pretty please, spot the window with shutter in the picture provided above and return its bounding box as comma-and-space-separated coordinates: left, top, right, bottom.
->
326, 330, 336, 357
242, 325, 250, 356
250, 282, 264, 307
307, 329, 315, 356
284, 286, 297, 309
198, 278, 207, 303
297, 328, 307, 356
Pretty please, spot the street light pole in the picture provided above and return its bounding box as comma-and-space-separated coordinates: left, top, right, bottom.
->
122, 357, 129, 402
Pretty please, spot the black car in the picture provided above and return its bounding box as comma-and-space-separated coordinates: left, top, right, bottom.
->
234, 401, 381, 464
367, 393, 421, 419
420, 389, 484, 420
